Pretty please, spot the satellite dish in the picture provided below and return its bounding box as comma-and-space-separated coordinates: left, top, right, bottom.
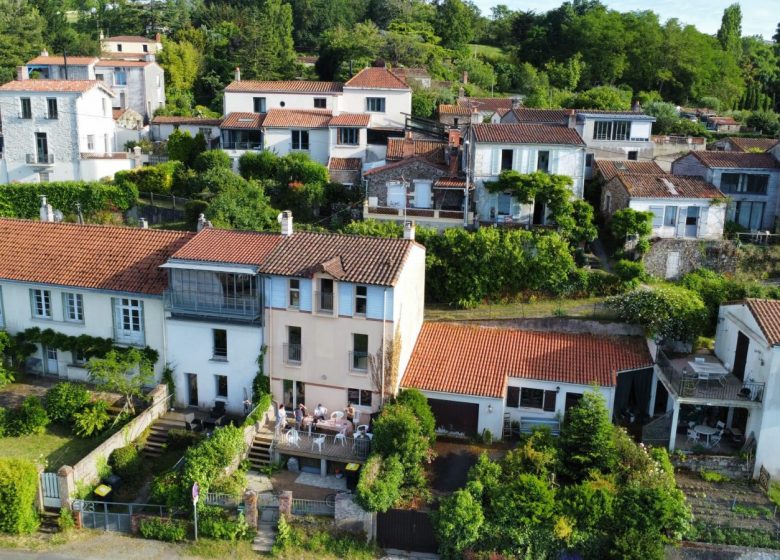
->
277, 212, 284, 224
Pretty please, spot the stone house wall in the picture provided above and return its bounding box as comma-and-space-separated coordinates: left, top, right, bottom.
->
601, 177, 631, 218
365, 159, 448, 206
644, 239, 739, 280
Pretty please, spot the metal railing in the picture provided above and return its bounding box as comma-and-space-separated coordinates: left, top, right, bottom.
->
164, 290, 263, 321
222, 141, 262, 150
274, 430, 371, 461
349, 351, 369, 373
284, 343, 302, 364
734, 232, 780, 246
315, 291, 334, 315
26, 153, 54, 164
292, 498, 335, 517
205, 492, 242, 507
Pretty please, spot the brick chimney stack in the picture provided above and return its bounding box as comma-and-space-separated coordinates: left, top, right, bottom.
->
567, 109, 577, 129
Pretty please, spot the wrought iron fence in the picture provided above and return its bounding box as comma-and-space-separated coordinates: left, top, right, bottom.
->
291, 498, 335, 517
205, 492, 242, 508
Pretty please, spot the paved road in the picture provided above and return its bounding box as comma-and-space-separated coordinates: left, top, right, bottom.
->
0, 532, 194, 560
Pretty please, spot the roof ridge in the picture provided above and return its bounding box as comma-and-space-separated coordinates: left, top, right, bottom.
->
0, 217, 194, 236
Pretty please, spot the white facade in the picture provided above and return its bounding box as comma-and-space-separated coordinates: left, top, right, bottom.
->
101, 36, 163, 57
264, 128, 331, 165
340, 87, 410, 129
151, 121, 221, 142
95, 62, 165, 120
629, 198, 726, 240
224, 90, 342, 115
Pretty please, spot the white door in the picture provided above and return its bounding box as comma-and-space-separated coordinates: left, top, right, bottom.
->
45, 347, 58, 376
413, 181, 432, 208
386, 183, 405, 208
665, 252, 680, 279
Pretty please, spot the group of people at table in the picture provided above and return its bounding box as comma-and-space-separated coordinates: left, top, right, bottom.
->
275, 402, 369, 441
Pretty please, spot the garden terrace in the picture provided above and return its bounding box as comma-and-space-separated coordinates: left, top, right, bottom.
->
273, 430, 370, 463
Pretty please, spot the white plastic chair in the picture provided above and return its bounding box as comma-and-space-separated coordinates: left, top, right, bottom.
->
287, 428, 300, 448
710, 429, 724, 449
334, 428, 347, 446
312, 434, 325, 452
357, 424, 370, 434
686, 429, 699, 443
715, 421, 725, 430
331, 411, 344, 420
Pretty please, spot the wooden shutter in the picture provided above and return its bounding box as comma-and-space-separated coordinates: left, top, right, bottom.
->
507, 386, 520, 408
543, 390, 557, 412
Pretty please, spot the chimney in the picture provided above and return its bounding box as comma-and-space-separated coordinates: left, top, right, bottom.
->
234, 67, 241, 82
632, 100, 641, 113
462, 71, 468, 85
448, 147, 459, 175
16, 66, 29, 81
281, 210, 294, 236
403, 221, 415, 241
154, 32, 161, 43
511, 97, 521, 110
41, 49, 49, 57
39, 196, 54, 223
448, 128, 460, 148
196, 213, 212, 232
567, 109, 577, 129
139, 218, 148, 229
458, 86, 465, 99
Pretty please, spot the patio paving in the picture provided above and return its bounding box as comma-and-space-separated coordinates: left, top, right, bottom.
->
294, 472, 347, 491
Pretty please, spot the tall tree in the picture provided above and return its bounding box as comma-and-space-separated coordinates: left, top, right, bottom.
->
0, 0, 47, 84
239, 0, 296, 80
434, 0, 475, 51
717, 3, 742, 56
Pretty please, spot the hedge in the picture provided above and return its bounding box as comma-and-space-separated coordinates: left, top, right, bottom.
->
0, 459, 39, 534
138, 516, 188, 542
0, 181, 137, 219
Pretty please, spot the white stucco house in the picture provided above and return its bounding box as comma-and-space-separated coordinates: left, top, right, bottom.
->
401, 322, 653, 438
468, 123, 587, 225
150, 115, 223, 144
101, 34, 163, 58
0, 218, 193, 382
0, 79, 138, 183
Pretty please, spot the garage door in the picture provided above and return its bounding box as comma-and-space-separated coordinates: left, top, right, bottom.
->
427, 398, 479, 435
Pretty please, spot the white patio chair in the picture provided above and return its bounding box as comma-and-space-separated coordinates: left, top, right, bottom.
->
312, 434, 326, 453
286, 428, 300, 447
357, 424, 370, 434
715, 421, 725, 430
331, 411, 344, 420
686, 429, 699, 443
710, 429, 724, 449
334, 428, 347, 446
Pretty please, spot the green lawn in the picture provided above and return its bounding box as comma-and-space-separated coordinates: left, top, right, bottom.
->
425, 296, 615, 322
0, 423, 107, 470
467, 43, 508, 60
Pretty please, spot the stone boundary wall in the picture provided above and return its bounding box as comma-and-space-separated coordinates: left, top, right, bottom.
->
469, 318, 644, 336
335, 493, 374, 540
644, 239, 739, 280
672, 454, 753, 480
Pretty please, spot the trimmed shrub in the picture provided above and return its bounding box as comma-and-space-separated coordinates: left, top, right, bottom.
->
138, 516, 188, 542
109, 445, 144, 484
395, 388, 436, 442
0, 181, 137, 219
46, 382, 91, 424
0, 459, 40, 534
193, 150, 232, 173
238, 150, 279, 180
115, 162, 184, 196
613, 259, 646, 284
7, 396, 50, 436
355, 454, 403, 512
72, 400, 110, 438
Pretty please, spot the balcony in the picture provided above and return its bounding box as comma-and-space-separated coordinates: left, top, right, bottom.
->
274, 430, 371, 463
656, 351, 764, 406
164, 290, 263, 323
26, 153, 54, 165
349, 351, 369, 373
315, 291, 334, 315
222, 141, 262, 150
284, 343, 302, 365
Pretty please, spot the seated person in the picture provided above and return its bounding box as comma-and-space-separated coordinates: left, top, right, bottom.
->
345, 403, 356, 425
313, 403, 326, 422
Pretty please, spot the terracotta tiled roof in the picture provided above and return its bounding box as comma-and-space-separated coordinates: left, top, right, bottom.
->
401, 323, 652, 398
745, 299, 780, 345
472, 123, 585, 145
0, 220, 193, 295
507, 108, 570, 124
614, 174, 724, 199
438, 104, 472, 116
457, 97, 515, 113
596, 160, 665, 181
0, 80, 109, 94
224, 80, 342, 93
28, 56, 98, 65
329, 113, 371, 127
104, 35, 157, 43
262, 109, 332, 128
152, 116, 223, 126
363, 156, 447, 176
709, 117, 738, 125
386, 138, 446, 161
221, 112, 265, 129
434, 177, 467, 189
260, 232, 416, 286
328, 158, 362, 171
344, 67, 409, 90
170, 229, 282, 266
95, 60, 155, 67
112, 108, 126, 120
727, 137, 780, 153
682, 151, 780, 170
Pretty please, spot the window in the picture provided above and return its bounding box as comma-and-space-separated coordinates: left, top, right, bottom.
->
348, 388, 372, 407
286, 326, 301, 364
664, 206, 678, 227
114, 69, 127, 86
143, 44, 148, 53
288, 279, 300, 308
366, 97, 386, 112
114, 298, 144, 345
351, 333, 369, 371
605, 192, 612, 213
338, 127, 359, 145
537, 150, 550, 173
720, 173, 769, 195
198, 127, 211, 138
63, 293, 84, 322
96, 73, 104, 82
87, 135, 95, 151
291, 130, 309, 150
317, 278, 334, 313
497, 192, 511, 215
627, 150, 638, 161
213, 329, 227, 360
31, 289, 52, 319
20, 98, 31, 119
355, 285, 367, 316
506, 386, 520, 408
36, 132, 49, 163
215, 375, 228, 398
746, 175, 769, 195
519, 388, 557, 411
38, 172, 50, 183
585, 153, 594, 167
117, 44, 122, 52
72, 350, 87, 366
686, 206, 699, 226
593, 120, 629, 141
46, 98, 58, 119
313, 98, 326, 108
730, 200, 765, 230
649, 206, 664, 228
500, 149, 513, 171
253, 97, 266, 113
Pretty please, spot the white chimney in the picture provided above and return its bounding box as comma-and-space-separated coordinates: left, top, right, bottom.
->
40, 49, 49, 57
567, 109, 577, 129
139, 218, 148, 229
196, 213, 211, 232
234, 67, 241, 82
16, 66, 29, 81
403, 221, 415, 241
281, 210, 293, 237
39, 196, 54, 223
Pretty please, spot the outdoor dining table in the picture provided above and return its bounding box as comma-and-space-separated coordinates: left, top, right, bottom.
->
687, 360, 729, 386
694, 425, 719, 447
302, 416, 354, 436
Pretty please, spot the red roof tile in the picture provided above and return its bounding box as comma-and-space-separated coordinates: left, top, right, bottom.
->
221, 112, 265, 129
171, 228, 282, 266
329, 113, 371, 127
224, 80, 342, 93
386, 138, 446, 161
104, 35, 157, 43
472, 123, 585, 146
262, 109, 332, 128
727, 137, 780, 153
507, 108, 570, 124
328, 158, 362, 171
152, 116, 223, 126
0, 220, 193, 295
438, 104, 472, 116
745, 299, 780, 345
401, 323, 652, 398
682, 151, 780, 170
613, 174, 724, 199
28, 56, 98, 65
457, 97, 515, 113
709, 117, 739, 125
344, 67, 409, 90
0, 80, 110, 94
595, 160, 666, 181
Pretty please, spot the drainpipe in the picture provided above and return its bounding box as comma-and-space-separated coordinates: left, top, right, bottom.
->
381, 288, 387, 407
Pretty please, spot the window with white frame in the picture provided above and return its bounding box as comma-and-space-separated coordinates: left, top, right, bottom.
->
366, 97, 386, 112
215, 375, 228, 398
31, 289, 52, 319
253, 97, 267, 113
354, 285, 367, 316
291, 130, 309, 150
348, 388, 372, 407
593, 120, 630, 141
87, 135, 95, 151
664, 206, 678, 227
351, 333, 369, 371
288, 279, 300, 308
63, 293, 84, 322
518, 387, 557, 411
113, 298, 144, 345
338, 128, 359, 145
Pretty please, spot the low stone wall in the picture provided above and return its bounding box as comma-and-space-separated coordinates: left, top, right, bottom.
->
472, 317, 644, 336
672, 453, 753, 480
644, 239, 739, 280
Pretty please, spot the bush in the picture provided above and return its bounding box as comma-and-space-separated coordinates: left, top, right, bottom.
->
198, 505, 250, 540
138, 516, 188, 542
0, 181, 137, 220
166, 428, 202, 450
46, 382, 91, 424
72, 400, 110, 438
109, 445, 144, 484
434, 487, 485, 558
184, 199, 209, 228
115, 161, 184, 196
699, 469, 729, 483
58, 508, 76, 533
238, 150, 279, 181
0, 459, 39, 534
613, 259, 645, 284
150, 471, 182, 508
355, 454, 403, 512
193, 150, 232, 173
394, 388, 436, 443
7, 396, 50, 436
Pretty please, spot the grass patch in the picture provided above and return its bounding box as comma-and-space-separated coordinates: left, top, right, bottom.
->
425, 296, 613, 322
150, 220, 191, 231
274, 518, 380, 560
467, 43, 508, 60
0, 423, 109, 470
184, 538, 257, 559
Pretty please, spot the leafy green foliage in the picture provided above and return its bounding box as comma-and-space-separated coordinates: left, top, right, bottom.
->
613, 260, 645, 285
394, 388, 436, 442
109, 445, 145, 484
434, 487, 484, 557
0, 181, 137, 220
138, 517, 188, 542
87, 349, 154, 415
45, 382, 91, 424
0, 459, 39, 534
6, 397, 50, 437
178, 425, 245, 500
566, 85, 633, 111
559, 390, 617, 482
166, 429, 203, 451
205, 182, 278, 231
699, 469, 729, 483
0, 332, 14, 388
57, 508, 76, 533
746, 110, 780, 136
198, 505, 251, 541
371, 403, 430, 490
610, 209, 653, 241
184, 200, 210, 229
115, 162, 185, 197
72, 400, 110, 438
355, 454, 403, 512
193, 150, 232, 173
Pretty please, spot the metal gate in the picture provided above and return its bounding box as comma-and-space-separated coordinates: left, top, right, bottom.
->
376, 509, 438, 553
40, 472, 60, 508
74, 500, 172, 533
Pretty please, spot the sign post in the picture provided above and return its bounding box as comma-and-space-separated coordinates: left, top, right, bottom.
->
192, 482, 200, 541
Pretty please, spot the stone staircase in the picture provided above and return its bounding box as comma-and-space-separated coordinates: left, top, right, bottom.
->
248, 430, 274, 470
142, 414, 185, 458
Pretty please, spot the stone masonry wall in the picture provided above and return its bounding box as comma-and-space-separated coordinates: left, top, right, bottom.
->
672, 454, 753, 480
644, 239, 739, 280
601, 177, 631, 218
366, 160, 448, 206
